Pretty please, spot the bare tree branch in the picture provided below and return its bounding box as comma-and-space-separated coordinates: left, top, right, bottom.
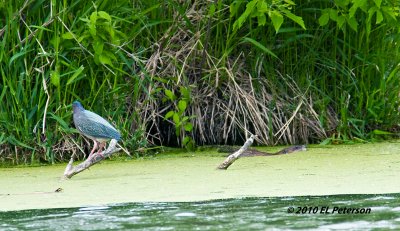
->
63, 139, 121, 179
217, 134, 257, 170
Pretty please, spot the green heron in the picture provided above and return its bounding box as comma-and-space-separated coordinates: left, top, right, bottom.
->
72, 101, 121, 158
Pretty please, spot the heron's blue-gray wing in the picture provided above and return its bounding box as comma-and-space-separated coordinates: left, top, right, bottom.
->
75, 110, 121, 140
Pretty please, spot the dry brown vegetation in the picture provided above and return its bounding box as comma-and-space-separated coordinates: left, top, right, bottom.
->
136, 6, 337, 147
1, 0, 399, 163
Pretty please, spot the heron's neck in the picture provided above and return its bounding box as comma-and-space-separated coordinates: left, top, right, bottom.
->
73, 107, 85, 114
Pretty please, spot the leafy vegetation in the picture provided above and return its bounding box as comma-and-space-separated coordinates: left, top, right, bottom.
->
0, 0, 399, 164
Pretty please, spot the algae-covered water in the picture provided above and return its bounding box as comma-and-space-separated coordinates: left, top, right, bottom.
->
0, 142, 400, 229
1, 142, 400, 211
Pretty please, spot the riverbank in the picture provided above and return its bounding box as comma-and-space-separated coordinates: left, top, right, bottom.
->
1, 142, 400, 211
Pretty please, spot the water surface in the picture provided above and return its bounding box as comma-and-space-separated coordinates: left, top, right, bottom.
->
1, 194, 400, 230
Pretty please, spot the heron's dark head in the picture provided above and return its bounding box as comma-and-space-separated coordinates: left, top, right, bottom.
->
72, 101, 85, 114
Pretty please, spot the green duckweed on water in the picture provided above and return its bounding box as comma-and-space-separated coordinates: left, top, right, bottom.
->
1, 142, 400, 211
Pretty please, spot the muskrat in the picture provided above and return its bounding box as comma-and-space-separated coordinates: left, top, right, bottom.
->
220, 145, 307, 157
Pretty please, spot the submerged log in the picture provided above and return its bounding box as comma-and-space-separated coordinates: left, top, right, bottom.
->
217, 135, 257, 170
63, 139, 121, 179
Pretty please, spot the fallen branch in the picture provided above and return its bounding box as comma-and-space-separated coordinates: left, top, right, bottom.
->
217, 134, 257, 170
63, 139, 121, 179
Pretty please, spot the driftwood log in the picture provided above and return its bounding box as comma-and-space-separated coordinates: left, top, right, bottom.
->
217, 135, 306, 170
63, 139, 121, 179
217, 135, 257, 170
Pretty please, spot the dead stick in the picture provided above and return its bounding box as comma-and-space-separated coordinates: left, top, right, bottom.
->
63, 139, 121, 179
217, 135, 257, 170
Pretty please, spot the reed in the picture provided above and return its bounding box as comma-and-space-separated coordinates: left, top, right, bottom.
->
0, 0, 399, 164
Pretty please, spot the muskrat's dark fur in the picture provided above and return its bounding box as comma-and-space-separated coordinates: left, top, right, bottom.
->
222, 145, 307, 157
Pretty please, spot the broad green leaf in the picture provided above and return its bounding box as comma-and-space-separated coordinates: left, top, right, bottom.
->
89, 24, 96, 37
281, 9, 306, 30
319, 12, 330, 26
381, 6, 397, 20
103, 50, 116, 61
373, 0, 382, 8
67, 66, 84, 85
89, 12, 97, 36
180, 87, 190, 100
337, 15, 346, 28
346, 16, 358, 31
165, 111, 174, 119
182, 136, 190, 146
164, 89, 175, 101
232, 0, 258, 31
184, 123, 193, 132
50, 71, 60, 87
98, 11, 111, 21
349, 5, 358, 18
62, 32, 75, 40
173, 113, 180, 124
94, 54, 100, 65
257, 14, 266, 26
90, 12, 97, 25
270, 10, 283, 33
329, 9, 338, 21
257, 0, 268, 12
368, 6, 378, 22
349, 1, 365, 18
359, 3, 369, 12
110, 29, 120, 45
242, 37, 278, 59
178, 100, 187, 112
99, 54, 112, 66
334, 0, 350, 8
376, 10, 383, 24
93, 39, 104, 54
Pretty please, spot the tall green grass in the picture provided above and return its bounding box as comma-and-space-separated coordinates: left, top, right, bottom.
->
220, 0, 400, 143
0, 0, 399, 164
0, 0, 159, 163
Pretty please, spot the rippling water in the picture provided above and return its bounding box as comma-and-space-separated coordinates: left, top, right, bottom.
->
1, 194, 400, 230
